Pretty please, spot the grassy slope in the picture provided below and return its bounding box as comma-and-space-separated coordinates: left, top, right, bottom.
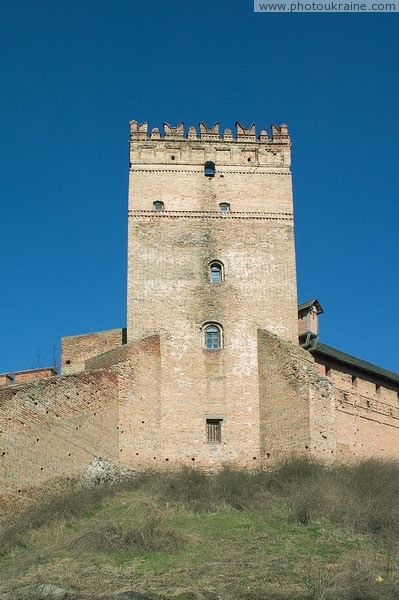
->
1, 459, 398, 600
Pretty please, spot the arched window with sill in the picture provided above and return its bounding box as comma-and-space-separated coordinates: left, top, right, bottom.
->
219, 202, 230, 213
204, 161, 215, 177
203, 323, 223, 350
153, 200, 164, 211
209, 260, 224, 283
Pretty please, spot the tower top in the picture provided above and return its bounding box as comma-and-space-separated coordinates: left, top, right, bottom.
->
129, 120, 290, 143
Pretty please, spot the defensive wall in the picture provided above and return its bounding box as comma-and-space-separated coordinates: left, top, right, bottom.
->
1, 324, 398, 514
312, 348, 399, 459
258, 330, 336, 460
0, 335, 160, 516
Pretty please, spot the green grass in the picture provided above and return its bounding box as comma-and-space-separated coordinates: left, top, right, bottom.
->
1, 458, 399, 599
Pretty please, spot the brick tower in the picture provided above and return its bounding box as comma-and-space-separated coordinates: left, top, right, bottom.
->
126, 120, 298, 467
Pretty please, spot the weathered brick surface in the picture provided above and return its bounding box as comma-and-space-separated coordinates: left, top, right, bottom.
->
61, 328, 126, 374
0, 370, 119, 512
125, 122, 298, 469
85, 334, 156, 371
0, 374, 13, 387
258, 330, 335, 462
0, 336, 161, 513
324, 367, 399, 459
127, 122, 297, 345
116, 336, 162, 468
14, 367, 56, 384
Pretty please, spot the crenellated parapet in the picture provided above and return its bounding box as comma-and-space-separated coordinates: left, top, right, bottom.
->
129, 120, 290, 143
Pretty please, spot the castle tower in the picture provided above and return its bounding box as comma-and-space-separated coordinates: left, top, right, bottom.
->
126, 120, 298, 467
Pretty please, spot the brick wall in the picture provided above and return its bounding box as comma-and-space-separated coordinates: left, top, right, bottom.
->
125, 121, 298, 470
0, 370, 119, 514
0, 374, 13, 387
258, 330, 336, 462
127, 122, 297, 347
14, 367, 56, 384
61, 328, 126, 374
115, 336, 162, 468
1, 328, 398, 518
325, 367, 399, 459
84, 335, 163, 470
0, 335, 162, 514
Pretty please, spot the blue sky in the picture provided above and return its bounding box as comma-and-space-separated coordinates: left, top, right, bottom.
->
0, 1, 398, 373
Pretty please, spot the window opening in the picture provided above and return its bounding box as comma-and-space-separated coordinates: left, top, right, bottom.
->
153, 201, 164, 211
207, 419, 222, 443
204, 324, 222, 350
219, 202, 230, 213
209, 261, 224, 283
204, 161, 215, 177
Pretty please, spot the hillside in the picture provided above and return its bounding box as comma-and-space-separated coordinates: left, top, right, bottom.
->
1, 458, 398, 600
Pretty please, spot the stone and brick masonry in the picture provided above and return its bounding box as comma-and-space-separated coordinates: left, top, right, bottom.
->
1, 120, 398, 513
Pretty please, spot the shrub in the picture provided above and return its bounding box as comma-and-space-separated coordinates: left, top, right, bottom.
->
72, 516, 184, 553
0, 477, 115, 555
2, 456, 399, 558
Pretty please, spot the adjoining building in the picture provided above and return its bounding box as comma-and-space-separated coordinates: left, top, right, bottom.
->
1, 120, 398, 510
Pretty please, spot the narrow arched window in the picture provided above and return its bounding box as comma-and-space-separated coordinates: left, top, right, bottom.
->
204, 161, 215, 177
153, 201, 164, 211
219, 202, 230, 213
209, 261, 224, 283
204, 324, 222, 350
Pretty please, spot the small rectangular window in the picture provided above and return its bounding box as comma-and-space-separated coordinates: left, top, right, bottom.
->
211, 270, 221, 283
206, 419, 222, 443
153, 201, 164, 211
204, 324, 222, 349
206, 331, 219, 349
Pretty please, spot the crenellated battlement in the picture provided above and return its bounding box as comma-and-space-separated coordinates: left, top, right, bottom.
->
129, 120, 290, 143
